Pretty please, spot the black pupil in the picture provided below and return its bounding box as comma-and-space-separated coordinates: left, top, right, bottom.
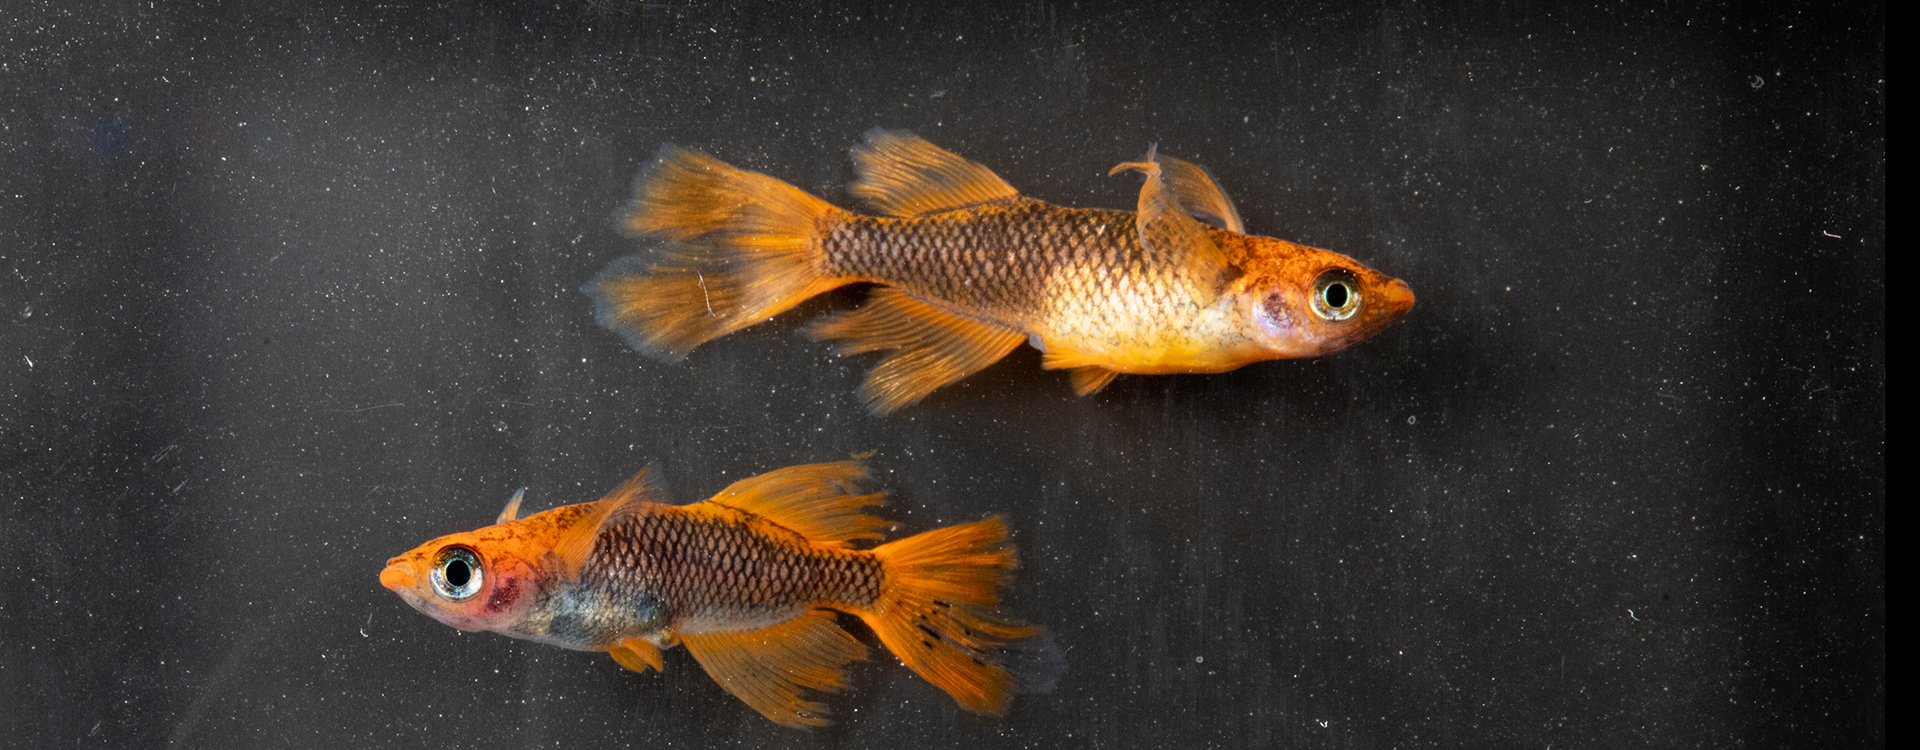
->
1324, 282, 1350, 308
444, 558, 472, 587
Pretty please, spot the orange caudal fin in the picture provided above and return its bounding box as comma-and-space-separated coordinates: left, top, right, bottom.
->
860, 517, 1041, 716
586, 146, 851, 360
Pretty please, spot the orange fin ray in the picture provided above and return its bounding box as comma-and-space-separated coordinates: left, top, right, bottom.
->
551, 468, 663, 578
588, 146, 848, 359
860, 517, 1041, 716
808, 288, 1026, 414
680, 610, 869, 728
1110, 148, 1232, 290
495, 487, 527, 524
608, 638, 665, 674
851, 129, 1021, 217
1067, 366, 1120, 396
1039, 345, 1113, 373
703, 462, 889, 548
1158, 156, 1245, 234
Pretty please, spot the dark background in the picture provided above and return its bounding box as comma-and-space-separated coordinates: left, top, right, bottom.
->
0, 1, 1883, 748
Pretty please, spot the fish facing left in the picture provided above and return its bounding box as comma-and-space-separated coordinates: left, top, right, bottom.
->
379, 462, 1042, 728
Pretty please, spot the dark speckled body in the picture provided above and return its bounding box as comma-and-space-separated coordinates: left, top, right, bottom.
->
509, 502, 885, 651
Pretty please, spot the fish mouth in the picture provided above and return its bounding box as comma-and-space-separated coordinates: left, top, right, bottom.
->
380, 556, 417, 592
1382, 278, 1416, 318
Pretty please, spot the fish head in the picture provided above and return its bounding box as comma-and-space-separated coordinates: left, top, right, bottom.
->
381, 527, 547, 634
1234, 238, 1415, 358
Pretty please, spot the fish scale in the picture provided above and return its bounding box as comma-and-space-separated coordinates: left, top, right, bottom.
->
580, 505, 883, 628
825, 199, 1175, 327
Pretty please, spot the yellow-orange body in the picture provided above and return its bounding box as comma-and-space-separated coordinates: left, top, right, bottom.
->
381, 463, 1037, 728
589, 129, 1415, 412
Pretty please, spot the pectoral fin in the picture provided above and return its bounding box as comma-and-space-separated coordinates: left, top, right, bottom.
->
680, 610, 869, 728
1110, 148, 1232, 290
1158, 156, 1245, 233
551, 469, 663, 579
808, 288, 1026, 414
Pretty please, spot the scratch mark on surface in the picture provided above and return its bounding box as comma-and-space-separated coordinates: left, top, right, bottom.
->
167, 626, 268, 745
324, 403, 406, 413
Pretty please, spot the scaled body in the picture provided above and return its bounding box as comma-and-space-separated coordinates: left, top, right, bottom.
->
588, 130, 1415, 412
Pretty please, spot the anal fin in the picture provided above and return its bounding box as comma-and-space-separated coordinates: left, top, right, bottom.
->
1067, 366, 1120, 396
681, 610, 869, 728
808, 288, 1025, 414
608, 638, 665, 674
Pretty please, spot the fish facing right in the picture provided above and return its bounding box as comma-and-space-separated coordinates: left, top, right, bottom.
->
587, 129, 1415, 413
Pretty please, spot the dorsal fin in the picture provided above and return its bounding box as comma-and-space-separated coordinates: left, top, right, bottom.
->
551, 468, 663, 578
807, 288, 1027, 414
701, 462, 889, 549
850, 129, 1021, 217
1158, 156, 1245, 233
1109, 147, 1233, 289
495, 487, 527, 524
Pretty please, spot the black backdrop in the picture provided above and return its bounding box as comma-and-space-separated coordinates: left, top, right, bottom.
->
0, 2, 1884, 748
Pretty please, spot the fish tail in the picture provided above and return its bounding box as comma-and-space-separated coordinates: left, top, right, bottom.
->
587, 146, 849, 359
858, 516, 1041, 716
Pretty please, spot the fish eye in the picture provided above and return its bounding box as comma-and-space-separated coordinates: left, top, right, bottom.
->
1310, 269, 1362, 321
430, 546, 484, 601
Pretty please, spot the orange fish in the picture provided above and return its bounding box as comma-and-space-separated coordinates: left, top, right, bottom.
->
587, 129, 1415, 413
380, 462, 1039, 727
